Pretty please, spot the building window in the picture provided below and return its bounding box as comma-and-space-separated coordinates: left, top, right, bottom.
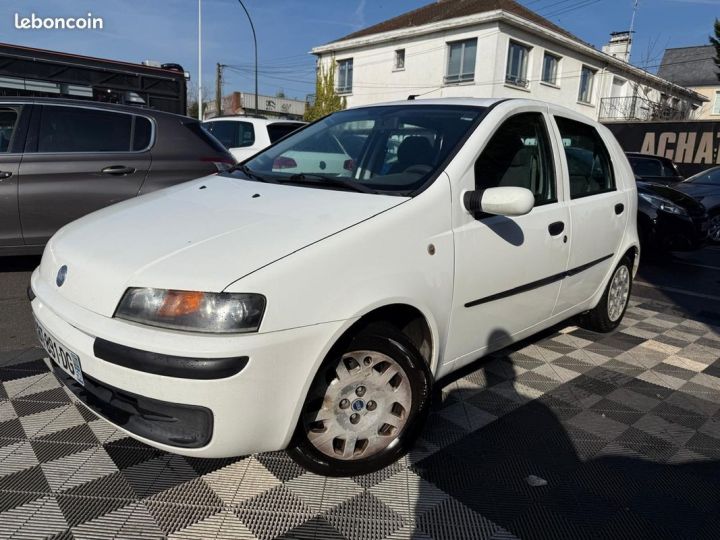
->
541, 53, 559, 86
445, 38, 477, 83
506, 42, 531, 88
578, 66, 596, 104
337, 59, 353, 94
394, 49, 405, 70
713, 91, 720, 115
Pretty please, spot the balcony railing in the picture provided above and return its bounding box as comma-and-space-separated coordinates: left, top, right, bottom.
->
599, 96, 697, 122
505, 74, 530, 88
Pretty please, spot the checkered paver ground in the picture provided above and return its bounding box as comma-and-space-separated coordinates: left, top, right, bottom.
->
2, 296, 720, 539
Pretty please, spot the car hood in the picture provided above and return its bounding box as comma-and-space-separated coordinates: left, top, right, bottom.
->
39, 176, 407, 317
671, 181, 717, 199
637, 181, 706, 215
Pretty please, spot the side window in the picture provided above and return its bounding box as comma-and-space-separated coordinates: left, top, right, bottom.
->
37, 106, 132, 153
629, 157, 661, 177
474, 113, 557, 207
555, 116, 615, 199
0, 107, 19, 152
132, 117, 153, 151
267, 123, 302, 143
203, 121, 255, 148
660, 161, 678, 177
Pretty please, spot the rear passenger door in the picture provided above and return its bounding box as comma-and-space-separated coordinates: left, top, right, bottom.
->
18, 104, 151, 246
552, 115, 629, 314
0, 104, 28, 248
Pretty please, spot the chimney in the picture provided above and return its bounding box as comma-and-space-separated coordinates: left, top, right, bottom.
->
602, 31, 632, 63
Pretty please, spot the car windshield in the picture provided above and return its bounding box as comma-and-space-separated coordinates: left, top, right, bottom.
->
684, 167, 720, 185
226, 105, 484, 195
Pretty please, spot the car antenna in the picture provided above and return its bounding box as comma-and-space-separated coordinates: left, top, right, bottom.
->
407, 95, 419, 100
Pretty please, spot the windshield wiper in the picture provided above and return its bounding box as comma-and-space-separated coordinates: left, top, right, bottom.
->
229, 164, 279, 184
286, 173, 377, 194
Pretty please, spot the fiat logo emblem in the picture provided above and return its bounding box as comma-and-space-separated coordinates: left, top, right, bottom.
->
56, 265, 68, 287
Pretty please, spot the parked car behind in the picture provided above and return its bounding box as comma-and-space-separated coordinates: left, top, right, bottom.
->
31, 98, 639, 476
672, 166, 720, 243
626, 152, 684, 185
636, 180, 708, 252
0, 98, 235, 255
202, 116, 305, 162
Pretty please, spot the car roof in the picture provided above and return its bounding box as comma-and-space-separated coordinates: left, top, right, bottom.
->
202, 116, 305, 126
346, 97, 604, 124
626, 152, 671, 161
0, 96, 195, 121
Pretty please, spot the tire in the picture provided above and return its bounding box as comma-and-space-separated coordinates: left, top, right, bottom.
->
709, 212, 720, 244
580, 257, 633, 333
288, 323, 432, 477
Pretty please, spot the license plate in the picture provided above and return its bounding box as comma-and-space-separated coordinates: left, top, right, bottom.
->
35, 319, 84, 386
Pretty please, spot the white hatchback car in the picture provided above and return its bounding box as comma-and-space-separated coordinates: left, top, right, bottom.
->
31, 98, 639, 476
202, 116, 305, 162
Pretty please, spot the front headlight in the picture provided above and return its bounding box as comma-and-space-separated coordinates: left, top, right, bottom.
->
115, 288, 265, 333
639, 193, 687, 216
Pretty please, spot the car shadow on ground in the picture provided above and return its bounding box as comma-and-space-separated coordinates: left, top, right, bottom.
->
410, 325, 720, 539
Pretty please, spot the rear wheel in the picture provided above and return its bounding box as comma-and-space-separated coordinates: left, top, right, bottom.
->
288, 324, 432, 476
580, 257, 633, 333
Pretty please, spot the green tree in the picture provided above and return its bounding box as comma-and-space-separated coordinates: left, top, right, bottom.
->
711, 18, 720, 81
304, 60, 347, 121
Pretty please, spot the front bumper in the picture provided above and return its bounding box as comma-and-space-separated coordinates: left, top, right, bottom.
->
650, 211, 708, 251
31, 270, 350, 458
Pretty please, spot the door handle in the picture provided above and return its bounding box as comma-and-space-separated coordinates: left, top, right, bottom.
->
548, 221, 565, 236
0, 171, 12, 180
101, 165, 136, 176
615, 203, 624, 215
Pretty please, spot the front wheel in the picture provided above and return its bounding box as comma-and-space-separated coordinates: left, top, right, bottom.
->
579, 257, 633, 333
288, 324, 432, 476
709, 212, 720, 244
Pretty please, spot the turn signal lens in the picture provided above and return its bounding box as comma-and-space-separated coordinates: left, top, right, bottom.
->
158, 290, 204, 317
115, 288, 266, 333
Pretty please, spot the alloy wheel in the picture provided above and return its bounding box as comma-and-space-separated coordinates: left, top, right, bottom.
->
607, 265, 630, 322
709, 215, 720, 243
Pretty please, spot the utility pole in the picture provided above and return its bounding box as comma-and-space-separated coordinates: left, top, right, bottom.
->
215, 63, 224, 118
197, 0, 202, 120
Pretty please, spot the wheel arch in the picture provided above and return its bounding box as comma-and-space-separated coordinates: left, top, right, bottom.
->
331, 302, 439, 376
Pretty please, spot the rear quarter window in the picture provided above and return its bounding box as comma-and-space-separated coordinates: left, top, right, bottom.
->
132, 117, 153, 151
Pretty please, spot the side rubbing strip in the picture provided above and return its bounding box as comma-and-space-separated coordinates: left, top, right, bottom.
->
464, 254, 614, 308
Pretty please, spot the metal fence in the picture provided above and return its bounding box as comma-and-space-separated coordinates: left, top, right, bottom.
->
599, 96, 697, 122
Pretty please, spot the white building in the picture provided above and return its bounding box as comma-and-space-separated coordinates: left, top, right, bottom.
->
311, 0, 705, 121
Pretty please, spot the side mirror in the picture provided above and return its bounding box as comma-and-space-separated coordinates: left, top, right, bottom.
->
463, 187, 535, 217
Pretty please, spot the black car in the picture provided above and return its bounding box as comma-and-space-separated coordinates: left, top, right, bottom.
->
0, 98, 235, 255
637, 180, 708, 252
627, 152, 684, 185
672, 166, 720, 243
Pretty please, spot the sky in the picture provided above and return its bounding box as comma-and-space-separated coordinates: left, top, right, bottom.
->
0, 0, 717, 102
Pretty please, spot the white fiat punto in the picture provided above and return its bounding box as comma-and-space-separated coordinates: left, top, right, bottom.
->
30, 98, 639, 476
